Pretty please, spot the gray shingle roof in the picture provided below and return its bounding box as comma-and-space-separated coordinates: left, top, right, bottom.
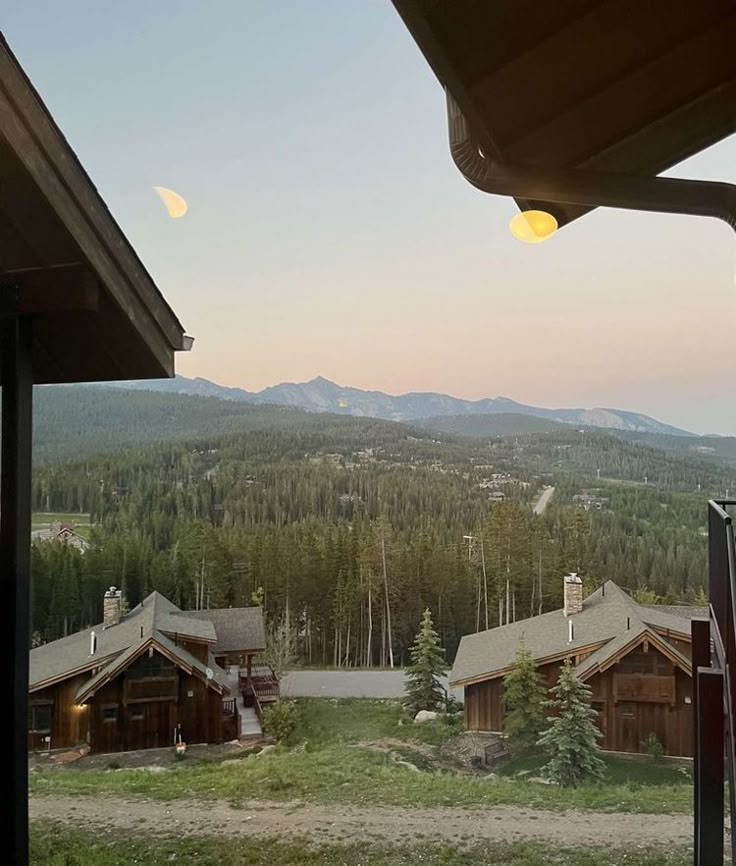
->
74, 631, 228, 703
178, 607, 265, 654
30, 590, 240, 694
449, 580, 702, 686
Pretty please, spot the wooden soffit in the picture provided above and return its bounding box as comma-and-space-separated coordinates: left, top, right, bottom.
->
392, 0, 736, 228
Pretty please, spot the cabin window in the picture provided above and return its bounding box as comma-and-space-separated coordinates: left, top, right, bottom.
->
619, 702, 635, 718
127, 652, 176, 680
128, 704, 144, 721
102, 706, 118, 723
617, 648, 672, 676
29, 703, 53, 733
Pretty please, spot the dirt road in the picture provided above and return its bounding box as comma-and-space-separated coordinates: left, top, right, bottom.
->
30, 795, 692, 849
532, 485, 555, 515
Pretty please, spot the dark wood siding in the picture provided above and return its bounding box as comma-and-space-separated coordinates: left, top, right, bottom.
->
661, 634, 692, 660
465, 679, 503, 731
84, 649, 225, 754
588, 663, 692, 757
465, 660, 561, 733
462, 644, 693, 757
170, 637, 210, 665
28, 674, 90, 751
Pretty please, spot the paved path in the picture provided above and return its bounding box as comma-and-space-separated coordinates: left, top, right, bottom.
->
281, 669, 463, 702
30, 795, 692, 849
532, 485, 555, 515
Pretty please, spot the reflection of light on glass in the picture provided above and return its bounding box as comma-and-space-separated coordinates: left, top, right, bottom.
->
153, 186, 188, 219
509, 210, 558, 244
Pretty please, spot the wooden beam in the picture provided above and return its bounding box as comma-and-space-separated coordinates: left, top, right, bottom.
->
695, 667, 724, 865
12, 267, 99, 315
0, 310, 33, 866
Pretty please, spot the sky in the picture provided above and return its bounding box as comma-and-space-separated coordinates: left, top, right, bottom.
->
5, 2, 736, 434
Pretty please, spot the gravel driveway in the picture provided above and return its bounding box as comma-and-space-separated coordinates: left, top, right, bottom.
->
30, 795, 692, 849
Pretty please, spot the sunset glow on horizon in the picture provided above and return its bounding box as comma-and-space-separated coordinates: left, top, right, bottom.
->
7, 2, 736, 434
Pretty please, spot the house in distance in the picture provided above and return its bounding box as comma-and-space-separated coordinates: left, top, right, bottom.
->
450, 575, 704, 757
31, 521, 91, 553
29, 587, 276, 753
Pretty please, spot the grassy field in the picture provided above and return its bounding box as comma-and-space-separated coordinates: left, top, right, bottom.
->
30, 823, 690, 866
30, 699, 692, 815
497, 751, 691, 787
31, 512, 93, 539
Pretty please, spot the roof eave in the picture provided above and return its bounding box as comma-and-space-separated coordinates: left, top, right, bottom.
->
450, 639, 609, 688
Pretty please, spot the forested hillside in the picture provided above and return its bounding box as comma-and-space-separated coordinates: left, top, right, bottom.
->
33, 387, 399, 462
415, 413, 567, 436
31, 415, 720, 665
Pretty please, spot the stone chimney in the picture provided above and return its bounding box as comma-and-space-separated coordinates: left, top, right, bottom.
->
563, 573, 583, 617
103, 586, 123, 628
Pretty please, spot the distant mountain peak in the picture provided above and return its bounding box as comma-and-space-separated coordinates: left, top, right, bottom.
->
112, 375, 691, 437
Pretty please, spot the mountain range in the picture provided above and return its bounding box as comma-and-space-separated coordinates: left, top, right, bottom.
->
109, 375, 692, 437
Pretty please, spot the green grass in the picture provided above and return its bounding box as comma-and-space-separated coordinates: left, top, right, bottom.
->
30, 823, 688, 866
28, 743, 692, 813
30, 699, 692, 815
498, 751, 692, 787
295, 697, 461, 747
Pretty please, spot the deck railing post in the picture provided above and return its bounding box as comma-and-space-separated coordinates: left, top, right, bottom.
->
695, 667, 724, 866
0, 311, 34, 866
692, 617, 712, 862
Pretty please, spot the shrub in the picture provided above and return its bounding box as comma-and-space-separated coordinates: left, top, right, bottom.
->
641, 733, 665, 759
262, 700, 298, 744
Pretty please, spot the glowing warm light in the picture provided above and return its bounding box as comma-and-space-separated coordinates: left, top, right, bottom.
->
153, 186, 188, 219
509, 210, 558, 244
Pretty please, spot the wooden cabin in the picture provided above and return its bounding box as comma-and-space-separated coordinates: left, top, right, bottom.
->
29, 587, 268, 753
450, 576, 704, 757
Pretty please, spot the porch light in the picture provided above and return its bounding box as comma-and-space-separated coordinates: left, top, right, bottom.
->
509, 209, 558, 243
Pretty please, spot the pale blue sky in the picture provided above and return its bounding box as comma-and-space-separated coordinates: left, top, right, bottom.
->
5, 2, 736, 433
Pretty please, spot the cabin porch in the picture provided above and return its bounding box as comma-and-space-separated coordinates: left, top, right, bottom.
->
221, 662, 278, 740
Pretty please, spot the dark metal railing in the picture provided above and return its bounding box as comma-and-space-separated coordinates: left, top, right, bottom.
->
693, 501, 736, 864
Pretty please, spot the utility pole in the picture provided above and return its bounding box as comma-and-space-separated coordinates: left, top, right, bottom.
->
463, 534, 475, 560
381, 530, 394, 669
464, 534, 483, 631
479, 531, 489, 630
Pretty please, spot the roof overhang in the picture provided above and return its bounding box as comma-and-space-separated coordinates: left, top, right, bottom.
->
0, 34, 188, 383
29, 650, 120, 694
577, 628, 692, 682
75, 636, 226, 704
392, 1, 736, 231
449, 639, 608, 688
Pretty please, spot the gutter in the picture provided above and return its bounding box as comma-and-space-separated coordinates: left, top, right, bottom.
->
447, 91, 736, 232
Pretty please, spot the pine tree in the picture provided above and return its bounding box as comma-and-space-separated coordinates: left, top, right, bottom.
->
538, 659, 605, 787
503, 639, 547, 753
404, 608, 446, 715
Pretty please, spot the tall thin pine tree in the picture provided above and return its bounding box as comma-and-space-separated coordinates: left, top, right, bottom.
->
404, 608, 446, 716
